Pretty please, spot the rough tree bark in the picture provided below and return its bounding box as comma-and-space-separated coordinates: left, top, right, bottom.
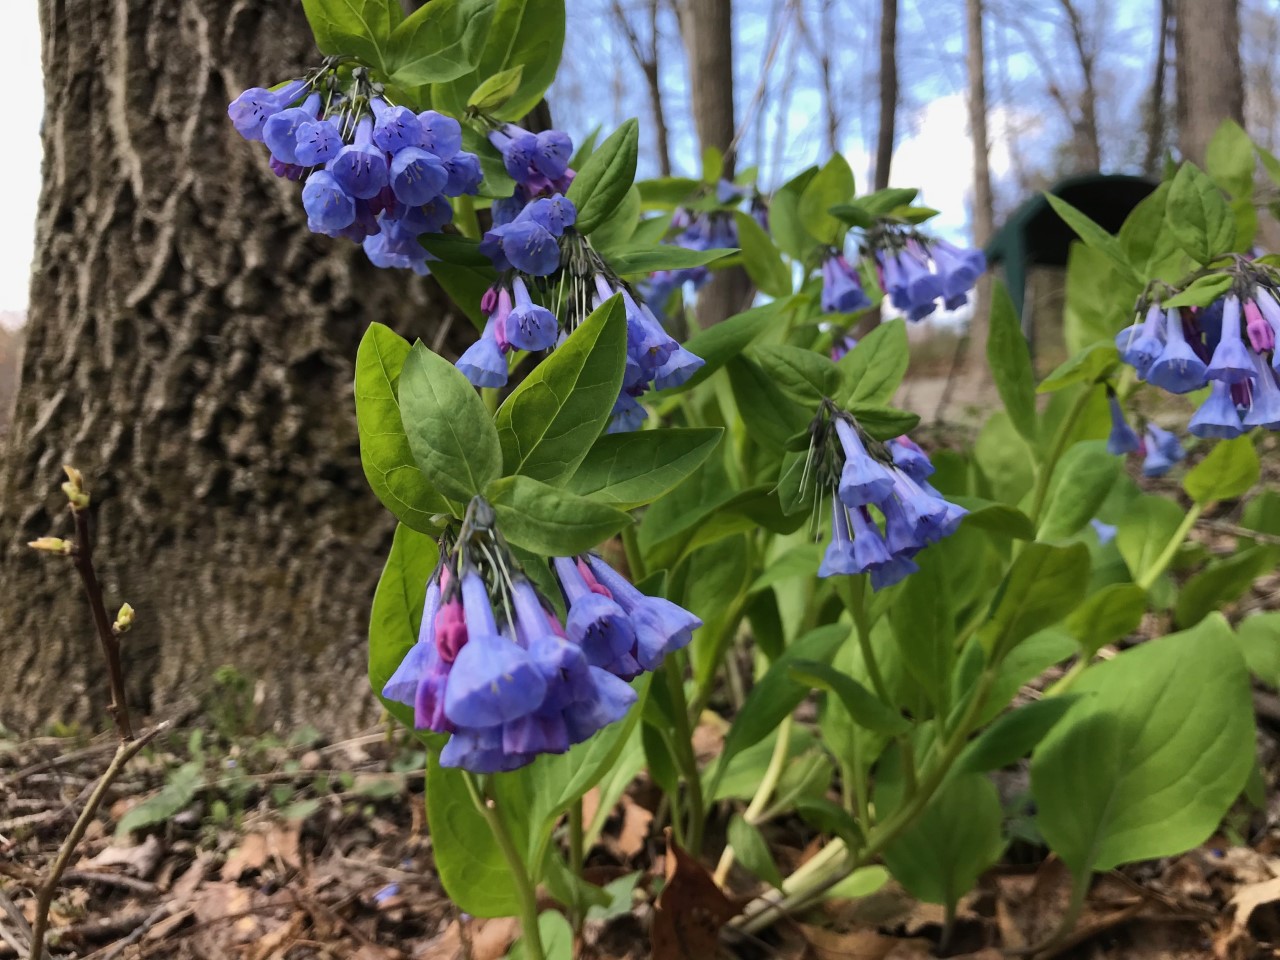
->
677, 0, 752, 327
0, 0, 465, 736
873, 0, 898, 191
1143, 0, 1172, 175
1174, 0, 1245, 165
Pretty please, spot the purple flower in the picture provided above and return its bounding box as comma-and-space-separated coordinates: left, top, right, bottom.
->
1090, 518, 1118, 544
504, 277, 558, 351
456, 318, 509, 388
533, 130, 573, 180
417, 111, 462, 160
301, 170, 356, 233
1115, 305, 1166, 377
608, 392, 648, 433
1244, 355, 1280, 429
390, 147, 448, 206
442, 571, 547, 728
263, 94, 321, 164
331, 117, 390, 200
888, 436, 934, 483
1146, 308, 1208, 394
518, 194, 577, 237
818, 502, 860, 577
1255, 290, 1280, 368
822, 255, 871, 314
440, 726, 531, 773
584, 556, 701, 672
493, 219, 562, 276
1245, 298, 1276, 354
553, 557, 636, 667
834, 419, 895, 507
399, 196, 455, 235
371, 99, 423, 154
1206, 296, 1256, 385
653, 343, 705, 391
227, 80, 307, 141
491, 126, 541, 183
1189, 380, 1245, 439
870, 554, 920, 592
294, 118, 344, 166
1141, 424, 1184, 477
1106, 394, 1141, 455
931, 239, 986, 304
444, 153, 483, 196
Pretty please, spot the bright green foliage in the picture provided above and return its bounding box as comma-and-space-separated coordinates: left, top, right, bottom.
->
367, 523, 439, 729
567, 120, 639, 233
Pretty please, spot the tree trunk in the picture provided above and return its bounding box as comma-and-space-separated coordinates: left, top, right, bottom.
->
1143, 0, 1172, 176
873, 0, 898, 190
959, 0, 996, 389
1174, 0, 1245, 165
678, 0, 752, 327
0, 0, 464, 736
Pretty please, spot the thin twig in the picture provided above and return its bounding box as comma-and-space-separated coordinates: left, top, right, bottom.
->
27, 722, 167, 960
1197, 517, 1280, 547
0, 887, 40, 960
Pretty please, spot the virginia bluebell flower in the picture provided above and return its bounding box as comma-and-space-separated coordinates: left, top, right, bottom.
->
331, 116, 389, 200
1115, 305, 1166, 378
1244, 354, 1280, 429
584, 555, 702, 671
552, 557, 637, 670
1106, 393, 1141, 455
1141, 424, 1185, 477
1146, 308, 1208, 394
1206, 296, 1256, 384
301, 171, 356, 232
263, 93, 321, 164
1189, 380, 1245, 439
389, 148, 448, 206
228, 80, 308, 141
821, 255, 872, 314
1090, 518, 1118, 544
505, 278, 559, 352
371, 99, 423, 154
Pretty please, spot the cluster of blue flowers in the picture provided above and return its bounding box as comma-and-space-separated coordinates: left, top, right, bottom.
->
228, 74, 483, 274
1106, 392, 1187, 478
382, 511, 700, 773
873, 238, 987, 321
1115, 283, 1280, 438
808, 411, 968, 591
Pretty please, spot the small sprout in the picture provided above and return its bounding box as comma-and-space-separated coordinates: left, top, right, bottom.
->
28, 536, 72, 555
113, 603, 135, 634
61, 465, 90, 510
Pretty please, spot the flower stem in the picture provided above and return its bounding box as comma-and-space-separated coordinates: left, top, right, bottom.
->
1136, 503, 1203, 591
713, 716, 792, 886
839, 576, 891, 705
660, 658, 706, 854
1029, 384, 1095, 527
463, 773, 545, 960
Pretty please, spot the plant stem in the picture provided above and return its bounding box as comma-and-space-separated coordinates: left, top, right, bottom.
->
70, 505, 133, 741
660, 659, 706, 854
455, 195, 481, 240
28, 722, 167, 960
620, 524, 646, 582
1136, 503, 1203, 591
463, 773, 545, 960
713, 716, 792, 886
569, 800, 585, 880
840, 576, 891, 705
1028, 385, 1095, 527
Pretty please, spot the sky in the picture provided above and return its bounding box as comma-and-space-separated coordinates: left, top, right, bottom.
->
4, 2, 41, 315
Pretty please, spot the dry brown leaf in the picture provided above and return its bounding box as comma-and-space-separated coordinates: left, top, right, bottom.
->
798, 923, 915, 960
414, 920, 463, 960
220, 824, 302, 881
650, 835, 740, 960
691, 713, 728, 764
85, 833, 164, 878
246, 910, 306, 960
614, 796, 654, 859
1229, 875, 1280, 935
470, 916, 521, 960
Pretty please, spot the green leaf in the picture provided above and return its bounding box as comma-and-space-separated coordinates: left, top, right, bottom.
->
734, 211, 791, 297
987, 281, 1037, 446
466, 64, 524, 110
749, 344, 841, 404
861, 187, 920, 215
887, 551, 954, 714
727, 815, 783, 887
567, 428, 723, 509
797, 155, 854, 246
1063, 583, 1147, 656
789, 659, 910, 736
1161, 273, 1235, 309
433, 0, 565, 121
354, 324, 451, 530
301, 0, 398, 69
508, 911, 574, 960
425, 750, 522, 916
1175, 546, 1280, 628
829, 202, 874, 228
399, 342, 501, 502
368, 524, 440, 730
383, 0, 480, 87
1045, 193, 1140, 284
1236, 613, 1280, 687
657, 300, 786, 392
590, 185, 641, 258
979, 542, 1092, 662
636, 176, 702, 208
1031, 615, 1254, 874
117, 761, 204, 837
485, 475, 632, 556
1038, 441, 1120, 540
427, 261, 497, 331
711, 625, 849, 784
846, 404, 921, 441
879, 773, 1004, 906
607, 245, 736, 275
1206, 119, 1257, 199
952, 498, 1037, 540
1118, 183, 1186, 283
1116, 495, 1184, 583
567, 119, 640, 235
495, 296, 626, 484
958, 697, 1079, 774
1167, 162, 1236, 263
837, 318, 909, 405
1037, 342, 1119, 394
727, 356, 811, 450
1183, 436, 1260, 504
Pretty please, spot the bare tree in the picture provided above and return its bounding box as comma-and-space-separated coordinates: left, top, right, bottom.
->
962, 0, 996, 384
794, 0, 841, 158
610, 0, 673, 176
1143, 0, 1172, 175
873, 0, 898, 190
1174, 0, 1245, 165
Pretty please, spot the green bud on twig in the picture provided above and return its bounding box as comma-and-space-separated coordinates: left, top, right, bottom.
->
113, 603, 135, 634
61, 465, 90, 510
28, 536, 72, 555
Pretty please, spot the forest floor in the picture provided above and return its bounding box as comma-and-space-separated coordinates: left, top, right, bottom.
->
4, 666, 1280, 960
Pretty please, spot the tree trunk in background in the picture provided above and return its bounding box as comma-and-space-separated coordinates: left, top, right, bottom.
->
611, 0, 672, 177
1174, 0, 1245, 165
0, 0, 465, 736
959, 0, 995, 390
873, 0, 898, 191
1143, 0, 1172, 176
678, 0, 752, 327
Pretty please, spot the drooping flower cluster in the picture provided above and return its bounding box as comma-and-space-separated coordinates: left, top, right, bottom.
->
228, 70, 483, 274
800, 405, 968, 591
1115, 282, 1280, 438
382, 499, 700, 773
1106, 392, 1186, 477
822, 255, 873, 315
873, 238, 987, 321
644, 208, 740, 310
